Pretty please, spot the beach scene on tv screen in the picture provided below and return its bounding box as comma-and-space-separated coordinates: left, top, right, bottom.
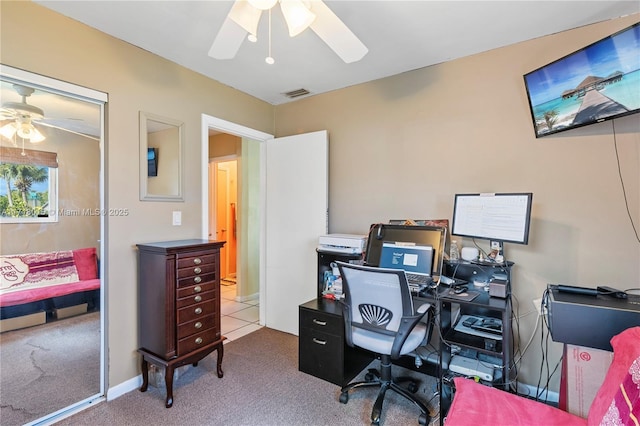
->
525, 24, 640, 137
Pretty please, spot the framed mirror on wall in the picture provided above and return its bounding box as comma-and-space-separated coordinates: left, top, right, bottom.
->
139, 111, 184, 201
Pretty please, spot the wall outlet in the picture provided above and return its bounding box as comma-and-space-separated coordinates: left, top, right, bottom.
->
532, 298, 546, 316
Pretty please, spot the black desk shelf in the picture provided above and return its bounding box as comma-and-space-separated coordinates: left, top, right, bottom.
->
439, 260, 515, 417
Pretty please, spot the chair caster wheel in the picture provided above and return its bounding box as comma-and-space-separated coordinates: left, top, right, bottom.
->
408, 381, 419, 393
419, 413, 428, 425
339, 392, 349, 404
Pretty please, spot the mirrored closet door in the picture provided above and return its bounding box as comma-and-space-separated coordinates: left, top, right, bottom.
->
0, 65, 106, 425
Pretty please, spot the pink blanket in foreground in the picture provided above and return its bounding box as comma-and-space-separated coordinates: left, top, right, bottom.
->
0, 278, 100, 307
444, 377, 587, 426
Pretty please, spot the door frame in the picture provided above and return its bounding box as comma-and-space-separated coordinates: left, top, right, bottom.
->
201, 114, 272, 325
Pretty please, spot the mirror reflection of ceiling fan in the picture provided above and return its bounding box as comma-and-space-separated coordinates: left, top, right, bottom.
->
209, 0, 368, 64
0, 84, 100, 144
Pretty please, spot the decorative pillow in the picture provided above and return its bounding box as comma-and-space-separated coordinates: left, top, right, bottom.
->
72, 247, 98, 280
599, 357, 640, 425
587, 327, 640, 425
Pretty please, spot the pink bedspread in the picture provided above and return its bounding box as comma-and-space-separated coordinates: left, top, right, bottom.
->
0, 248, 99, 308
0, 278, 100, 307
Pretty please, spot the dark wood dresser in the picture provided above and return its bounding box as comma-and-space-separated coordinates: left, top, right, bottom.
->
136, 239, 226, 407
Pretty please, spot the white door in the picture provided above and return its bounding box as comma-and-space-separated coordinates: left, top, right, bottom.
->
265, 130, 328, 335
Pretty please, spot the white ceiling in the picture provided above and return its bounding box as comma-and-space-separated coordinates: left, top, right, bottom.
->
33, 1, 640, 105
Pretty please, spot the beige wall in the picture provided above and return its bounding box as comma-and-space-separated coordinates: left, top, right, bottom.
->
1, 1, 274, 388
209, 133, 240, 158
275, 15, 640, 391
1, 128, 101, 255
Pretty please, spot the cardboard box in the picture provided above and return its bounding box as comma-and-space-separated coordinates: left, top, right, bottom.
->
562, 344, 614, 418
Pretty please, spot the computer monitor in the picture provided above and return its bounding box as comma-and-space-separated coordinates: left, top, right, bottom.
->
451, 193, 533, 257
365, 224, 447, 281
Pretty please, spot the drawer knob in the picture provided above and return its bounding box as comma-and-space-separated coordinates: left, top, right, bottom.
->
194, 267, 202, 274
195, 322, 202, 329
195, 307, 202, 315
312, 338, 327, 345
312, 319, 327, 326
193, 258, 202, 265
194, 295, 202, 302
195, 337, 203, 345
194, 276, 202, 284
194, 285, 202, 293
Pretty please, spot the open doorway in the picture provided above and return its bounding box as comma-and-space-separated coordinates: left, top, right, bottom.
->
201, 114, 328, 337
209, 157, 238, 285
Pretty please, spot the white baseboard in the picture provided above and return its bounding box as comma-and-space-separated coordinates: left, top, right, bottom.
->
236, 292, 259, 303
107, 375, 142, 401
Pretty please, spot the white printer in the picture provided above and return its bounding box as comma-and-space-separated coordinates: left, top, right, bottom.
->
317, 234, 367, 254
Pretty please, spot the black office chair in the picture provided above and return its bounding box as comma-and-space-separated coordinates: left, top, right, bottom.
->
336, 261, 433, 426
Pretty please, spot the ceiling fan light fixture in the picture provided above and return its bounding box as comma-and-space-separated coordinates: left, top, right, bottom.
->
16, 122, 45, 143
280, 0, 316, 37
229, 0, 262, 36
0, 122, 18, 140
248, 0, 278, 10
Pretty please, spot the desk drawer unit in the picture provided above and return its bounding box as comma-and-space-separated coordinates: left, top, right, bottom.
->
299, 299, 373, 386
299, 308, 345, 385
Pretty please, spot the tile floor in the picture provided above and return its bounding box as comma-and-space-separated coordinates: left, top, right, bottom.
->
220, 283, 262, 343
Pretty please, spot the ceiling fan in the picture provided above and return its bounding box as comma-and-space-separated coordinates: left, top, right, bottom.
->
0, 84, 99, 143
209, 0, 368, 64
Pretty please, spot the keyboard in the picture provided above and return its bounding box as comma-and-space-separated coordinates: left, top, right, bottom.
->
406, 273, 432, 286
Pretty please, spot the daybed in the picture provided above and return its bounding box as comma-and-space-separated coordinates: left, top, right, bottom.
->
0, 247, 100, 332
444, 326, 640, 425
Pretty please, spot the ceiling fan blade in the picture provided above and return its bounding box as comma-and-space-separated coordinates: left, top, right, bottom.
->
209, 1, 262, 60
308, 1, 368, 63
0, 109, 17, 120
208, 16, 248, 59
35, 120, 100, 141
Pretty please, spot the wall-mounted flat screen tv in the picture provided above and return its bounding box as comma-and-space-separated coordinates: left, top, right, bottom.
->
147, 147, 158, 177
524, 22, 639, 138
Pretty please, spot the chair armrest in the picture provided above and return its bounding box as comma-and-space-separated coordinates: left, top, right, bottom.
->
391, 310, 430, 359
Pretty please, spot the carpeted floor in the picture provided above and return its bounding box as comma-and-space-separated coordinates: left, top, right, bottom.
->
0, 312, 101, 426
57, 327, 439, 425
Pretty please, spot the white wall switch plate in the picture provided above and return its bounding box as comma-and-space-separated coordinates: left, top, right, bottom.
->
172, 211, 182, 226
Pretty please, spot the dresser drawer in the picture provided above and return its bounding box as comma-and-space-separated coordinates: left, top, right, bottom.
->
299, 308, 343, 336
177, 300, 216, 324
177, 273, 216, 288
177, 262, 216, 279
177, 314, 217, 340
177, 253, 217, 269
177, 327, 218, 355
176, 290, 215, 310
176, 281, 216, 299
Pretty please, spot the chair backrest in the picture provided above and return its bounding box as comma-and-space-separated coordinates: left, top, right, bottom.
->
337, 262, 415, 343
